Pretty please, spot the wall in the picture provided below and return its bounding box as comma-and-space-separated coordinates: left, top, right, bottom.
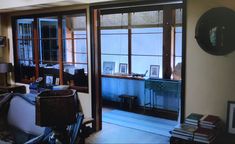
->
186, 0, 235, 122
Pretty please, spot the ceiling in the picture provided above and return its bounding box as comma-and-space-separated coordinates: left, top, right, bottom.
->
0, 0, 119, 13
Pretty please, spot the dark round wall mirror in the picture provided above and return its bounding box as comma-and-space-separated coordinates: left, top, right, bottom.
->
195, 7, 235, 55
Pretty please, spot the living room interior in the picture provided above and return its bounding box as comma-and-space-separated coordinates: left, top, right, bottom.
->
0, 0, 235, 144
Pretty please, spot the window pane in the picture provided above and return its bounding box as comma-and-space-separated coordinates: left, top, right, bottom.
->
74, 30, 87, 39
132, 28, 163, 55
131, 10, 163, 26
132, 56, 162, 78
101, 29, 128, 55
40, 39, 58, 62
39, 18, 58, 39
16, 19, 35, 83
101, 13, 128, 28
175, 8, 183, 25
75, 54, 87, 63
17, 40, 34, 60
175, 27, 182, 57
62, 13, 88, 89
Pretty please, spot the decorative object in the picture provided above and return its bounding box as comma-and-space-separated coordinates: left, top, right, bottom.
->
149, 65, 160, 79
227, 101, 235, 134
0, 36, 6, 47
119, 63, 127, 74
55, 78, 60, 85
0, 63, 12, 86
173, 62, 182, 80
103, 61, 115, 74
45, 75, 53, 86
36, 89, 78, 143
195, 7, 235, 55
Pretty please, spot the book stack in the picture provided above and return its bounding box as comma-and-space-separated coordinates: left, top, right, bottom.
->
199, 115, 222, 130
194, 127, 216, 143
185, 113, 204, 126
171, 123, 198, 140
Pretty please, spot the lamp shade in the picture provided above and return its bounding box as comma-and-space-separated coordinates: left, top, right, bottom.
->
36, 89, 77, 127
0, 63, 12, 73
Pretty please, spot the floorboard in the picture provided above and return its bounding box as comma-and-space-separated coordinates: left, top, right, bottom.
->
86, 107, 170, 144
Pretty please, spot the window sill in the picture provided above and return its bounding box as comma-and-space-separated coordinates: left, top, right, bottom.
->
102, 74, 145, 81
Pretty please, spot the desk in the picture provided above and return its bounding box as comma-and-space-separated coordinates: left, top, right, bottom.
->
144, 79, 181, 112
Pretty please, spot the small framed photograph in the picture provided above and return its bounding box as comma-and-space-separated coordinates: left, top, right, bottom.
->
45, 75, 53, 86
103, 61, 115, 74
227, 101, 235, 134
149, 65, 160, 79
119, 63, 128, 74
55, 78, 60, 85
0, 36, 6, 47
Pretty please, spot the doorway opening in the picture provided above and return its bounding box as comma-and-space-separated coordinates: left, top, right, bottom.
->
91, 1, 185, 134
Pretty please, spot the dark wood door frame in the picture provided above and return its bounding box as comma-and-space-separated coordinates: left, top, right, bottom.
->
90, 0, 186, 131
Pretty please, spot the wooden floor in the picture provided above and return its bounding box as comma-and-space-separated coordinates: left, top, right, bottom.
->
86, 108, 170, 144
85, 122, 170, 144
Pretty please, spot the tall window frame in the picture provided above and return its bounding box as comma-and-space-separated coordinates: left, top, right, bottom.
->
100, 5, 182, 79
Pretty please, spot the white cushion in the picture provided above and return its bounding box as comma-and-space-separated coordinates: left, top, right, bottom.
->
7, 96, 45, 136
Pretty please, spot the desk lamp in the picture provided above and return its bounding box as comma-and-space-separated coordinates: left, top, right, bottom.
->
0, 63, 12, 86
36, 89, 77, 143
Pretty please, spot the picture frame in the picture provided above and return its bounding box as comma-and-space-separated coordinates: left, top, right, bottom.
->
55, 78, 60, 85
227, 101, 235, 134
0, 36, 6, 47
103, 61, 115, 74
45, 75, 54, 86
149, 65, 160, 79
119, 63, 128, 74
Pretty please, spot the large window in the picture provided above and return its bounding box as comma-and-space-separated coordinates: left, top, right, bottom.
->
100, 7, 182, 79
16, 19, 35, 83
13, 10, 89, 92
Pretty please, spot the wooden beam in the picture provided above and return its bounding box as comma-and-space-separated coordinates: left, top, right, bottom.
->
58, 16, 64, 85
33, 18, 39, 79
91, 8, 102, 131
163, 6, 173, 79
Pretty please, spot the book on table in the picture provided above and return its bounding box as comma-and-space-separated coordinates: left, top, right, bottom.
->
173, 123, 198, 134
185, 113, 204, 123
200, 115, 220, 125
194, 127, 215, 137
194, 136, 216, 144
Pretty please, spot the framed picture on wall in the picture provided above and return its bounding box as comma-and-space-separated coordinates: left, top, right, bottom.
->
55, 78, 60, 85
103, 61, 115, 74
45, 75, 54, 86
227, 101, 235, 134
0, 36, 6, 47
119, 63, 127, 74
149, 65, 160, 79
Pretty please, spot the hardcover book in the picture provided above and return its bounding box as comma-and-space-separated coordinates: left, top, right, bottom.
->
200, 115, 220, 124
174, 124, 198, 134
186, 113, 204, 122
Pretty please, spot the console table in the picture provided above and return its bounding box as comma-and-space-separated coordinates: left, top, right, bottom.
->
144, 79, 181, 112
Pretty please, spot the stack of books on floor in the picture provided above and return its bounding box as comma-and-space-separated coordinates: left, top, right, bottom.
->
171, 113, 223, 144
171, 123, 197, 140
200, 115, 222, 130
185, 113, 204, 126
194, 127, 216, 144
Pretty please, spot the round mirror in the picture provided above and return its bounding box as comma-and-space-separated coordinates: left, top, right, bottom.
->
195, 7, 235, 55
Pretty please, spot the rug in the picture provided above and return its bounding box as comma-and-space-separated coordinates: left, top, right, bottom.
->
102, 110, 178, 137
